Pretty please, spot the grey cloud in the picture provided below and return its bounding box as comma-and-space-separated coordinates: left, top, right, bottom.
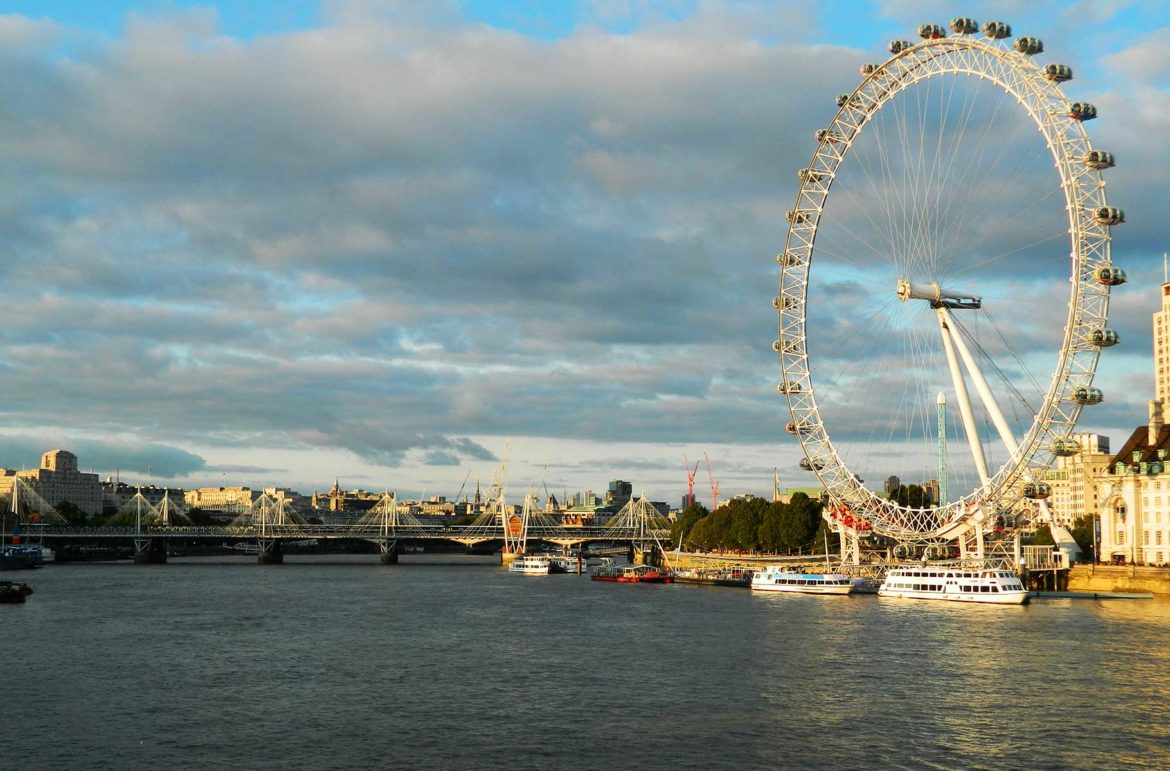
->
0, 6, 1164, 498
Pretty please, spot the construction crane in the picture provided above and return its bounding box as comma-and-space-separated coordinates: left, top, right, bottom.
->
683, 455, 700, 508
703, 451, 720, 512
455, 470, 472, 502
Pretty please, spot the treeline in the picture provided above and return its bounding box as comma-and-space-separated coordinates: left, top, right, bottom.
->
669, 493, 830, 554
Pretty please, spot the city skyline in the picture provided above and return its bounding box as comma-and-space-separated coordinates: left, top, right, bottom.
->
1, 1, 1167, 502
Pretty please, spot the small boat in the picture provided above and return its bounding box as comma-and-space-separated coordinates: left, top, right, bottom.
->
878, 567, 1029, 605
590, 564, 673, 583
750, 566, 854, 595
0, 544, 44, 571
671, 567, 752, 587
508, 555, 551, 575
547, 555, 584, 574
0, 580, 33, 604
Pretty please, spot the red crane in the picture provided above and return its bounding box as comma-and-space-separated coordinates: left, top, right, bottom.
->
683, 456, 700, 508
703, 451, 720, 511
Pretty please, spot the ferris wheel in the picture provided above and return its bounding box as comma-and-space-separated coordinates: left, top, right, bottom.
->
775, 18, 1125, 557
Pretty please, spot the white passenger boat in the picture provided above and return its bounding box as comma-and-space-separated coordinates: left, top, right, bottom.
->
508, 555, 551, 575
878, 567, 1029, 605
750, 566, 854, 595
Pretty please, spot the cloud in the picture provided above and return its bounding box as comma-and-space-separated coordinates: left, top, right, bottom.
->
0, 3, 1164, 501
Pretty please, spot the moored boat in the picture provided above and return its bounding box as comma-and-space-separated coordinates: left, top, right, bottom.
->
878, 567, 1029, 605
0, 544, 44, 571
508, 555, 552, 575
590, 564, 673, 583
750, 566, 854, 595
0, 580, 32, 604
671, 566, 752, 587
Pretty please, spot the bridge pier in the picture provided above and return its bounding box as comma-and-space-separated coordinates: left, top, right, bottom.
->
133, 537, 168, 564
379, 540, 398, 565
257, 539, 284, 565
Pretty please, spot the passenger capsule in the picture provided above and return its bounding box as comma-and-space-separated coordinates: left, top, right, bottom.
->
777, 381, 801, 395
888, 40, 912, 54
1022, 482, 1052, 500
1014, 36, 1043, 55
814, 128, 845, 143
799, 457, 824, 471
1044, 63, 1073, 83
1069, 102, 1097, 121
1073, 387, 1104, 405
797, 168, 824, 183
918, 23, 946, 39
1086, 328, 1120, 347
776, 251, 804, 266
950, 17, 978, 35
982, 20, 1011, 39
1094, 267, 1127, 286
786, 421, 810, 436
860, 63, 879, 77
1084, 149, 1115, 169
772, 340, 783, 353
785, 209, 810, 225
1093, 206, 1125, 226
773, 295, 798, 311
1050, 438, 1081, 457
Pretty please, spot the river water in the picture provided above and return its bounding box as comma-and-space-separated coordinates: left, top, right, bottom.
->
3, 555, 1169, 770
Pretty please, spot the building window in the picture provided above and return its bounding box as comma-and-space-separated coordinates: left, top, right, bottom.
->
1145, 530, 1151, 545
1158, 531, 1164, 546
1118, 530, 1126, 545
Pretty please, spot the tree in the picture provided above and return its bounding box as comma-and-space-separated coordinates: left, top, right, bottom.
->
1070, 516, 1097, 562
1031, 524, 1055, 546
55, 500, 88, 526
890, 484, 929, 508
725, 498, 766, 552
670, 504, 708, 548
758, 502, 787, 553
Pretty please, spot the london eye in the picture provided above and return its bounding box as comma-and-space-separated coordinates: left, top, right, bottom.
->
775, 18, 1125, 561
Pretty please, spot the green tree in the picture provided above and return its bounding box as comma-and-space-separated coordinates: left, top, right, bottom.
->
1070, 516, 1097, 562
670, 504, 708, 548
725, 498, 766, 551
890, 484, 929, 508
1031, 524, 1055, 546
55, 500, 88, 526
758, 501, 787, 553
685, 514, 717, 551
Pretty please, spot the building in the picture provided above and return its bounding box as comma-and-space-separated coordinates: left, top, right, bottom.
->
605, 480, 632, 509
1047, 433, 1111, 527
883, 476, 901, 496
1098, 402, 1170, 566
311, 481, 381, 517
0, 449, 103, 516
1155, 273, 1170, 405
184, 486, 259, 512
101, 481, 187, 516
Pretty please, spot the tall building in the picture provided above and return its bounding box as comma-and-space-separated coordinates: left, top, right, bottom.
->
1156, 267, 1170, 405
883, 476, 901, 496
1048, 433, 1112, 527
605, 480, 632, 509
0, 449, 103, 516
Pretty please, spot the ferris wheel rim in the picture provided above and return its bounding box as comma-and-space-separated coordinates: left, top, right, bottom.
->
776, 28, 1118, 541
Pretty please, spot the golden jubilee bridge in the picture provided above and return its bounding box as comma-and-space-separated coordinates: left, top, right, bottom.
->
5, 479, 671, 566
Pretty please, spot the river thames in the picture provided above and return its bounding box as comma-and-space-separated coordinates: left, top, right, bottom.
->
2, 555, 1169, 770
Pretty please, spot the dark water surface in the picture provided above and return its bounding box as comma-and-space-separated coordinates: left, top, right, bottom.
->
3, 555, 1169, 770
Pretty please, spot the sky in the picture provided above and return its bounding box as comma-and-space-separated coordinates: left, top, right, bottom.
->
1, 0, 1167, 505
